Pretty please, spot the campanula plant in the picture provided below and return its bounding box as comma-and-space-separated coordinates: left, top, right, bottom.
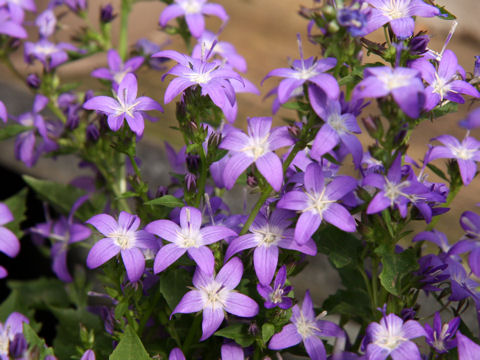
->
1, 0, 480, 359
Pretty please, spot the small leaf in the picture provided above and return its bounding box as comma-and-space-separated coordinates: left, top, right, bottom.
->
261, 323, 275, 344
23, 323, 56, 357
109, 325, 151, 360
3, 188, 27, 238
214, 323, 255, 347
0, 124, 32, 140
116, 191, 139, 200
159, 268, 191, 310
145, 195, 184, 208
426, 163, 448, 181
375, 245, 419, 296
435, 5, 457, 20
8, 277, 70, 308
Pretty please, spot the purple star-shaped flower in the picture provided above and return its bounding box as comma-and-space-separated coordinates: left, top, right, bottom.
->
257, 265, 293, 309
0, 9, 27, 38
47, 196, 92, 282
219, 117, 294, 191
365, 312, 426, 360
0, 0, 35, 22
269, 290, 343, 360
363, 0, 439, 39
309, 90, 363, 168
86, 211, 157, 282
153, 49, 247, 123
410, 50, 480, 111
83, 73, 163, 136
424, 312, 460, 354
171, 257, 258, 341
225, 208, 316, 285
0, 203, 20, 278
353, 66, 424, 118
24, 39, 77, 71
14, 94, 58, 167
0, 312, 29, 359
192, 30, 247, 72
159, 0, 228, 38
145, 206, 237, 275
91, 49, 144, 86
263, 34, 339, 105
363, 155, 430, 217
427, 134, 480, 186
277, 163, 357, 244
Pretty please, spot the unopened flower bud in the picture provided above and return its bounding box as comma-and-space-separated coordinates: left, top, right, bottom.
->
248, 322, 259, 336
86, 123, 100, 142
100, 4, 116, 23
27, 73, 41, 89
186, 154, 200, 172
208, 131, 222, 148
327, 21, 340, 33
322, 5, 336, 19
474, 55, 480, 78
9, 333, 27, 358
288, 124, 300, 138
247, 173, 258, 187
185, 172, 197, 191
409, 34, 430, 55
155, 186, 168, 198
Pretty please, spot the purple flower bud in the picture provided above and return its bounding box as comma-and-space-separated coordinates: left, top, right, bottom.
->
26, 73, 41, 89
185, 172, 196, 191
400, 307, 416, 321
474, 55, 480, 78
9, 333, 27, 358
186, 154, 200, 172
86, 123, 100, 142
155, 186, 168, 198
207, 131, 222, 148
409, 34, 430, 55
337, 7, 367, 36
100, 4, 116, 23
287, 124, 300, 138
248, 322, 259, 336
246, 173, 258, 187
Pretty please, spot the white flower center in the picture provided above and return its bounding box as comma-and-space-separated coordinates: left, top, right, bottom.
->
303, 187, 336, 217
450, 144, 475, 160
270, 287, 284, 304
328, 112, 347, 134
381, 0, 409, 19
383, 178, 410, 205
0, 333, 9, 356
295, 313, 319, 339
200, 280, 230, 310
252, 225, 283, 247
432, 323, 450, 352
379, 72, 412, 91
180, 0, 202, 14
293, 65, 318, 80
109, 230, 135, 250
188, 71, 212, 84
432, 72, 453, 100
241, 134, 270, 160
375, 323, 406, 351
34, 43, 57, 56
177, 227, 202, 248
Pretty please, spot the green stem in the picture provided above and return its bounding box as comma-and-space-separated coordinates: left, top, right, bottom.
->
182, 314, 201, 355
118, 0, 132, 61
195, 148, 208, 207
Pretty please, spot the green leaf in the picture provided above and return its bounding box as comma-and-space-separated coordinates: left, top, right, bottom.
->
214, 323, 255, 347
3, 188, 27, 238
22, 175, 102, 221
145, 195, 184, 208
23, 323, 56, 357
375, 245, 419, 296
109, 325, 151, 360
315, 227, 363, 268
431, 102, 458, 118
261, 323, 275, 344
51, 306, 112, 360
159, 268, 191, 310
7, 277, 70, 309
323, 288, 371, 324
116, 191, 139, 200
426, 163, 448, 181
0, 290, 31, 321
0, 124, 32, 140
435, 5, 456, 20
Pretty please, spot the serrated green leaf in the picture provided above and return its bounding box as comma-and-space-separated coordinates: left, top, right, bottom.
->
261, 323, 275, 344
109, 325, 151, 360
159, 268, 191, 310
214, 323, 255, 347
23, 323, 56, 357
375, 245, 419, 296
3, 188, 27, 238
0, 124, 32, 140
50, 306, 111, 360
315, 227, 362, 268
22, 175, 102, 221
8, 277, 70, 308
145, 195, 184, 208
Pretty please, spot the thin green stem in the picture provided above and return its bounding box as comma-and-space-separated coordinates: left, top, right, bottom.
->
195, 148, 208, 207
118, 0, 132, 61
182, 314, 201, 355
